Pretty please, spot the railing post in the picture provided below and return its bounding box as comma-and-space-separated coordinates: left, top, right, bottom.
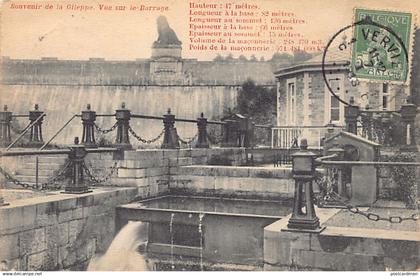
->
221, 119, 237, 147
161, 108, 180, 149
284, 138, 324, 233
115, 102, 132, 149
0, 105, 12, 147
344, 99, 359, 135
81, 104, 97, 148
244, 121, 254, 148
381, 113, 392, 146
400, 102, 418, 152
196, 112, 209, 148
64, 137, 92, 194
28, 104, 44, 147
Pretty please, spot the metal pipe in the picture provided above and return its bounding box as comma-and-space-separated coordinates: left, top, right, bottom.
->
40, 114, 79, 150
207, 120, 226, 125
0, 149, 71, 157
85, 147, 120, 154
254, 124, 272, 129
11, 115, 30, 117
6, 113, 46, 151
96, 114, 116, 117
272, 125, 344, 129
131, 114, 164, 120
321, 160, 420, 166
35, 156, 39, 189
0, 147, 118, 157
315, 154, 338, 163
174, 118, 198, 123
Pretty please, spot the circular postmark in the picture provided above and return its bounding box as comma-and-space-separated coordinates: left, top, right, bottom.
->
322, 16, 409, 107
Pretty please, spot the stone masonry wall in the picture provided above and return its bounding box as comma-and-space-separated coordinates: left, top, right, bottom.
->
0, 188, 138, 271
264, 211, 420, 271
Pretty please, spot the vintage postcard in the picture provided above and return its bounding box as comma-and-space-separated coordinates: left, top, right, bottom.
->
0, 0, 419, 273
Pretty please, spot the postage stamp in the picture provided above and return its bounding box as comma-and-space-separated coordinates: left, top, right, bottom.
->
351, 8, 412, 83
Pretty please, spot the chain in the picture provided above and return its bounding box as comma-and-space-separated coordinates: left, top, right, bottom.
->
128, 126, 164, 144
0, 161, 71, 191
178, 133, 198, 145
326, 191, 418, 223
94, 122, 118, 134
82, 161, 118, 185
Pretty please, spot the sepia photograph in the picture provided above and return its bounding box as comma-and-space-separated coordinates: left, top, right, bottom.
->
0, 0, 419, 273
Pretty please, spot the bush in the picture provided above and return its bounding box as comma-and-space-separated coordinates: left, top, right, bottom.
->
389, 152, 418, 209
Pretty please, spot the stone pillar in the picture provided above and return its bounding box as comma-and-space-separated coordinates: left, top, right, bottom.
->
400, 103, 418, 152
81, 104, 97, 148
0, 105, 12, 147
285, 139, 324, 233
196, 113, 209, 148
115, 103, 132, 149
381, 113, 392, 146
244, 121, 254, 148
64, 137, 92, 194
161, 108, 180, 149
221, 120, 237, 147
28, 104, 44, 147
324, 122, 336, 140
344, 103, 359, 135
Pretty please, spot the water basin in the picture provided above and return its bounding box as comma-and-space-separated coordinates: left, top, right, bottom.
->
116, 195, 293, 269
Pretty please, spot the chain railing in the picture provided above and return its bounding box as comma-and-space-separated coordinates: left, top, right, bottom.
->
0, 160, 72, 191
94, 122, 118, 134
314, 149, 419, 224
323, 190, 418, 223
128, 126, 165, 144
178, 133, 198, 145
82, 161, 118, 185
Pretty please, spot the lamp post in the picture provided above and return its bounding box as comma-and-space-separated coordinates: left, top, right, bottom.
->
284, 138, 324, 233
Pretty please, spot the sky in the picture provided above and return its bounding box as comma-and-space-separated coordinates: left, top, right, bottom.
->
1, 0, 419, 61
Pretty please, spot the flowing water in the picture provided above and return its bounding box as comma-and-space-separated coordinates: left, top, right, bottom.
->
87, 221, 152, 271
169, 213, 175, 270
198, 213, 205, 271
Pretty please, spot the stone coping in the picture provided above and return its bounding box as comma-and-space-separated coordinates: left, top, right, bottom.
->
0, 187, 136, 208
265, 207, 420, 242
178, 165, 292, 178
178, 165, 324, 179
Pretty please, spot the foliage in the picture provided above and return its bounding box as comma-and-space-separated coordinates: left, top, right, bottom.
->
389, 152, 418, 209
96, 135, 114, 147
235, 79, 276, 124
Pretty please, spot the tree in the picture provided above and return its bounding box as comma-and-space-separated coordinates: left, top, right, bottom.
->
213, 54, 224, 62
235, 79, 276, 124
238, 55, 248, 62
292, 50, 313, 64
225, 53, 234, 62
